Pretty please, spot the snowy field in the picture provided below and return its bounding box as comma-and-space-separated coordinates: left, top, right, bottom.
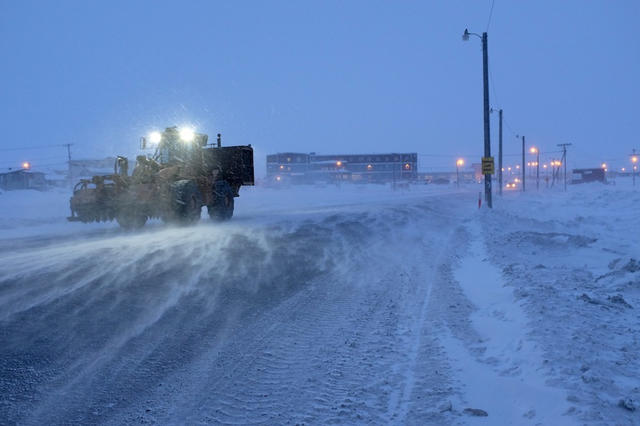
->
0, 181, 638, 425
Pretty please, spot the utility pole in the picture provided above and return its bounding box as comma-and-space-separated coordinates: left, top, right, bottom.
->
463, 29, 492, 208
482, 32, 492, 208
557, 143, 571, 191
456, 158, 464, 189
64, 143, 73, 188
498, 109, 503, 195
521, 136, 525, 192
631, 148, 638, 187
536, 149, 540, 191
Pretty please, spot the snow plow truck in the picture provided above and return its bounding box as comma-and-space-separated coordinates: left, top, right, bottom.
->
68, 126, 254, 228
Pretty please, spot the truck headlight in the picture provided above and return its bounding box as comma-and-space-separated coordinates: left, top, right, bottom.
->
149, 131, 162, 144
179, 127, 195, 142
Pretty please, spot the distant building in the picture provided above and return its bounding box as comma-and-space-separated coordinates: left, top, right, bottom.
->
572, 168, 606, 184
69, 158, 116, 179
266, 152, 418, 183
0, 170, 47, 191
266, 153, 312, 183
416, 171, 475, 185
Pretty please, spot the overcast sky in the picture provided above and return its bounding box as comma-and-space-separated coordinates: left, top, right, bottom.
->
1, 1, 638, 174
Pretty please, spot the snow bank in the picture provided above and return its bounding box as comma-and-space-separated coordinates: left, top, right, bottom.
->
445, 220, 574, 424
479, 182, 640, 424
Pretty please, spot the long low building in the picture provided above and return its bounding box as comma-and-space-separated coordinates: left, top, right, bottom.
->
267, 152, 418, 183
0, 170, 47, 191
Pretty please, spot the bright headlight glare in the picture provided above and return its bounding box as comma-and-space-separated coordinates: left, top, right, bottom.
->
179, 127, 195, 142
149, 131, 162, 144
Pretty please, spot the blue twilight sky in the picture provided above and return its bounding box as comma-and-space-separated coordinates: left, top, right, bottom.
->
1, 0, 638, 174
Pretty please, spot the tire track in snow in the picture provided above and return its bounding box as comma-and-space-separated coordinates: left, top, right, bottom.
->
1, 193, 473, 425
387, 269, 434, 424
124, 210, 421, 424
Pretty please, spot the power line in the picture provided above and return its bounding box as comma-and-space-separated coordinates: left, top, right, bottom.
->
418, 149, 562, 159
486, 0, 496, 31
0, 144, 67, 152
488, 72, 521, 139
502, 119, 519, 138
489, 69, 500, 110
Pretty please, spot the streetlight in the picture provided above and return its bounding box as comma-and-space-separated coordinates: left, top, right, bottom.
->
551, 160, 561, 185
463, 28, 492, 208
530, 147, 540, 190
22, 162, 31, 170
631, 150, 638, 187
521, 135, 526, 192
456, 158, 464, 188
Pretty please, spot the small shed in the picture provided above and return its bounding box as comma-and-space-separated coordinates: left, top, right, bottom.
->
0, 170, 48, 190
571, 168, 606, 184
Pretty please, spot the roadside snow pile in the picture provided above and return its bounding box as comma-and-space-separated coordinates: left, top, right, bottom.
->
0, 188, 117, 240
443, 220, 574, 424
0, 188, 70, 228
482, 183, 640, 424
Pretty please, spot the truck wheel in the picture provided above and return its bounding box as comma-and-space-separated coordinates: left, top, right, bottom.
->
116, 210, 147, 229
167, 180, 202, 225
208, 182, 234, 221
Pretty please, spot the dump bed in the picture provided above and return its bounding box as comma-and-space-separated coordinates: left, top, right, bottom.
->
203, 145, 254, 186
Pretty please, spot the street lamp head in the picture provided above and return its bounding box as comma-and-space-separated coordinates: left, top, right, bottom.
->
456, 158, 464, 167
530, 147, 537, 154
632, 156, 638, 163
462, 29, 470, 41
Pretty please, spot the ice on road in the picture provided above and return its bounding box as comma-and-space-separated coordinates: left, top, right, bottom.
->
1, 183, 638, 425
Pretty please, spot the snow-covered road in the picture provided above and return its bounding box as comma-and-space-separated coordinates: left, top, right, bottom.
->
1, 183, 638, 425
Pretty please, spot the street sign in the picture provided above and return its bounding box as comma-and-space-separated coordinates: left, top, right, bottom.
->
482, 157, 494, 175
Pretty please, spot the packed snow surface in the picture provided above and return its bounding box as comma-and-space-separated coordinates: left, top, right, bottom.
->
0, 181, 638, 425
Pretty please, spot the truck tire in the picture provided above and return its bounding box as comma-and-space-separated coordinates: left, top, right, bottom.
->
116, 209, 147, 229
208, 181, 234, 221
115, 194, 147, 229
166, 180, 202, 225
